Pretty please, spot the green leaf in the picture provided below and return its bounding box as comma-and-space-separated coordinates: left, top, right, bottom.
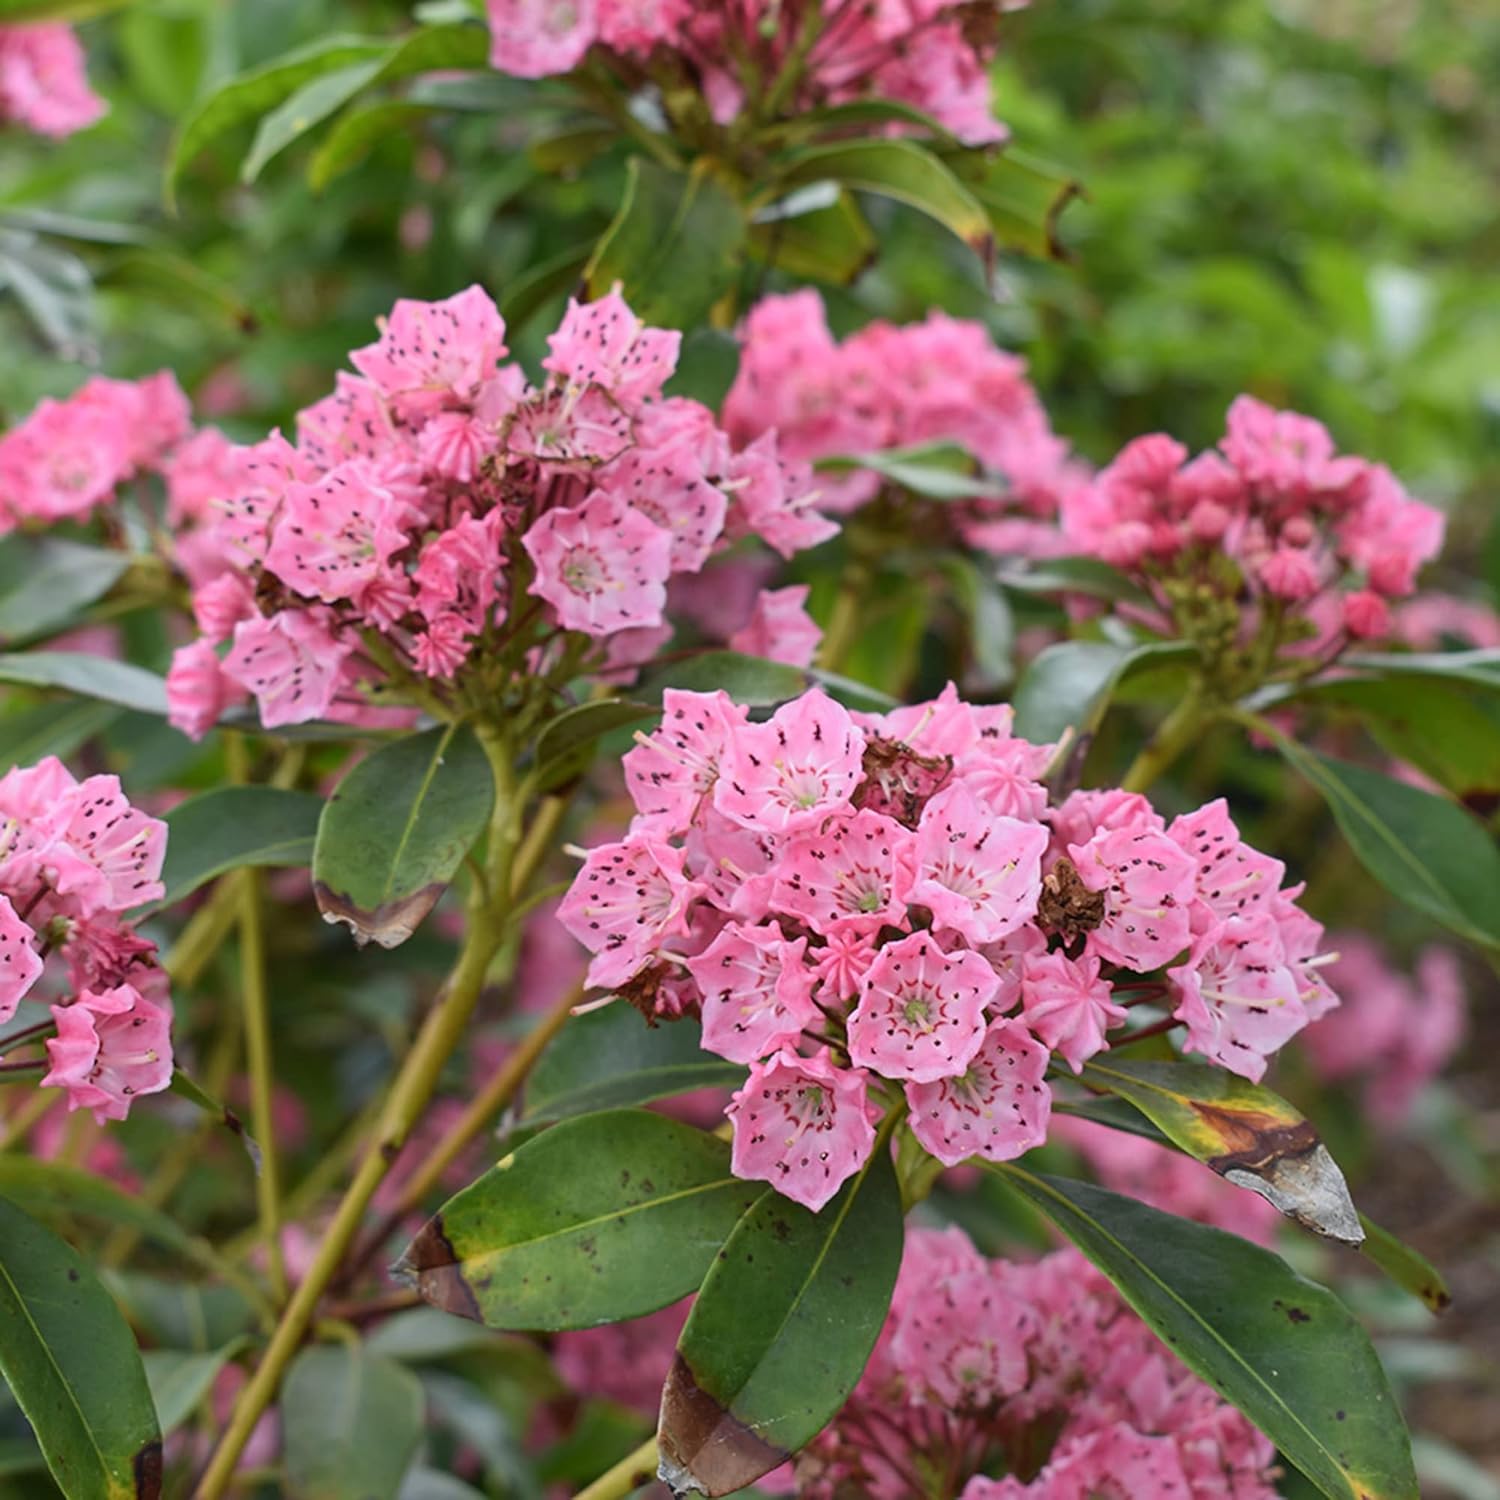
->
0, 701, 118, 770
816, 441, 997, 501
0, 0, 127, 17
996, 554, 1158, 611
0, 654, 169, 715
0, 541, 131, 647
991, 1168, 1418, 1500
1078, 1056, 1363, 1243
282, 1345, 424, 1500
770, 139, 992, 263
307, 101, 437, 190
663, 328, 742, 408
747, 186, 876, 285
1357, 1215, 1450, 1315
313, 724, 494, 949
1011, 639, 1193, 746
522, 1003, 744, 1123
142, 1344, 247, 1437
166, 34, 392, 206
496, 241, 591, 331
0, 230, 95, 356
939, 555, 1014, 690
0, 1196, 162, 1500
584, 158, 747, 330
533, 700, 654, 789
659, 1148, 904, 1497
1261, 731, 1500, 948
943, 146, 1083, 259
397, 1109, 759, 1331
102, 1273, 257, 1355
152, 787, 324, 911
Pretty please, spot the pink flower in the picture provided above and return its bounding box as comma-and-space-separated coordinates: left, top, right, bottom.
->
555, 834, 701, 989
416, 411, 496, 482
52, 775, 168, 914
1070, 823, 1197, 971
714, 689, 866, 834
295, 372, 402, 469
727, 1048, 876, 1212
723, 434, 839, 559
728, 585, 823, 667
687, 921, 817, 1064
907, 782, 1047, 945
486, 0, 598, 78
349, 285, 507, 413
167, 640, 243, 742
848, 932, 995, 1083
1020, 950, 1126, 1072
1343, 588, 1391, 639
593, 441, 727, 574
1171, 916, 1308, 1082
1166, 799, 1284, 925
522, 489, 673, 637
43, 984, 173, 1124
0, 23, 104, 138
0, 894, 42, 1021
543, 285, 681, 405
905, 1017, 1051, 1166
1222, 395, 1369, 509
771, 809, 914, 935
623, 689, 748, 835
1259, 546, 1322, 601
223, 611, 355, 729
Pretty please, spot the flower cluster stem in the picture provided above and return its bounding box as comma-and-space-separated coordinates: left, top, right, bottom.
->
575, 1435, 660, 1500
1120, 683, 1211, 794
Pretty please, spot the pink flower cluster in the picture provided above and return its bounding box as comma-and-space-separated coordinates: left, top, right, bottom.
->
0, 372, 190, 531
1063, 397, 1445, 642
162, 284, 830, 735
1300, 934, 1465, 1130
797, 1227, 1277, 1499
723, 290, 1083, 554
557, 682, 1338, 1211
486, 0, 1014, 144
0, 23, 104, 138
0, 757, 172, 1124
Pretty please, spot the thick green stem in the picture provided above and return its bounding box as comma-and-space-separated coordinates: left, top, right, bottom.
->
575, 1435, 659, 1500
195, 724, 522, 1499
238, 866, 285, 1303
1120, 684, 1211, 795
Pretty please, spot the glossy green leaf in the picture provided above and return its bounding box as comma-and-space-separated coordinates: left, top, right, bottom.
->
151, 786, 324, 910
996, 554, 1158, 611
0, 540, 130, 646
1078, 1056, 1362, 1243
282, 1345, 423, 1500
1357, 1215, 1450, 1315
313, 724, 494, 948
659, 1149, 904, 1497
167, 34, 391, 205
308, 101, 437, 190
142, 1344, 247, 1437
0, 701, 118, 771
991, 1167, 1417, 1500
943, 146, 1083, 259
771, 139, 991, 261
0, 653, 169, 715
940, 555, 1015, 689
0, 229, 94, 355
1010, 639, 1193, 746
584, 158, 747, 330
817, 441, 997, 501
747, 186, 876, 285
1263, 731, 1500, 948
398, 1109, 759, 1331
533, 699, 654, 789
0, 1196, 162, 1499
102, 1273, 257, 1355
664, 328, 741, 408
523, 1003, 744, 1123
496, 241, 591, 330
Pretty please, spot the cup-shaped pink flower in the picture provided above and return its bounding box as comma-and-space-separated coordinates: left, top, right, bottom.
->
543, 286, 681, 406
1166, 800, 1284, 924
714, 689, 866, 834
223, 610, 354, 729
349, 285, 507, 410
728, 585, 823, 668
623, 689, 748, 835
43, 984, 173, 1124
905, 1017, 1052, 1166
686, 921, 816, 1064
1020, 950, 1127, 1073
556, 834, 701, 989
727, 1048, 876, 1212
167, 639, 244, 742
523, 489, 673, 637
771, 808, 915, 935
908, 782, 1048, 945
0, 894, 42, 1022
53, 774, 168, 915
848, 931, 995, 1083
1069, 822, 1197, 971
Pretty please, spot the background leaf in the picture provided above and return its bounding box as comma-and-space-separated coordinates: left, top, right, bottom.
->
0, 654, 169, 715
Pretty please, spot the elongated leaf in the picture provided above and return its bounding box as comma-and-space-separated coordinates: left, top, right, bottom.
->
996, 554, 1158, 611
1264, 732, 1500, 948
0, 1196, 162, 1499
0, 701, 117, 770
308, 101, 437, 190
151, 786, 323, 910
1011, 639, 1193, 746
166, 34, 391, 204
0, 541, 130, 646
0, 230, 95, 356
533, 699, 654, 786
747, 186, 876, 285
1340, 648, 1500, 688
0, 653, 168, 714
142, 1344, 247, 1437
992, 1168, 1417, 1500
523, 1004, 744, 1123
772, 139, 992, 261
313, 724, 493, 948
659, 1149, 904, 1497
817, 441, 998, 501
282, 1345, 423, 1500
398, 1109, 759, 1331
496, 241, 591, 330
1357, 1215, 1450, 1315
944, 146, 1083, 259
1079, 1056, 1362, 1243
585, 158, 746, 330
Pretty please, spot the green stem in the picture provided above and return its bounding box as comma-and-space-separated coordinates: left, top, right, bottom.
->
575, 1435, 659, 1500
1120, 683, 1212, 795
238, 866, 285, 1304
195, 723, 522, 1500
818, 561, 869, 676
760, 0, 825, 122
